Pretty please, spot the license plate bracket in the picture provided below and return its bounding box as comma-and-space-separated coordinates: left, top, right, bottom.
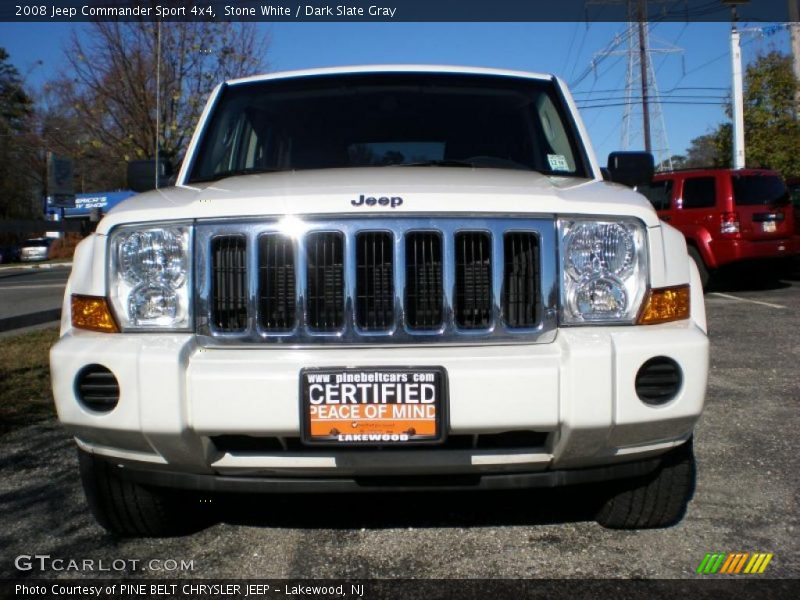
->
300, 367, 447, 446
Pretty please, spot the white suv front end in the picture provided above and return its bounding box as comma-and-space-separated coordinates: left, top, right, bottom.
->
51, 66, 708, 536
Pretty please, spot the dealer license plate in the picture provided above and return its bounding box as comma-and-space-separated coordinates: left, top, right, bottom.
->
300, 367, 447, 445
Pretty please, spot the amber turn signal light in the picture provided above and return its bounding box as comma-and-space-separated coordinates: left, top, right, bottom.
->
71, 294, 119, 333
637, 285, 690, 325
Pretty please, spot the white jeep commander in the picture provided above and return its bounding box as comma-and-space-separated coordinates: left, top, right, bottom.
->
50, 66, 708, 536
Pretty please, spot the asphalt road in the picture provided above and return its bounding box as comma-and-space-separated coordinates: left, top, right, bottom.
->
0, 270, 798, 581
0, 266, 69, 321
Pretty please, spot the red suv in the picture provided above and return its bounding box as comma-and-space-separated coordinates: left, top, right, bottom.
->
640, 168, 799, 287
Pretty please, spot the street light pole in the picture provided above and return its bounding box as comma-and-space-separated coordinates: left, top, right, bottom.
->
155, 21, 161, 189
789, 0, 800, 113
724, 1, 748, 170
731, 20, 746, 168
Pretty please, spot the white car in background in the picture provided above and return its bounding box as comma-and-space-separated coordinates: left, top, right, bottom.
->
20, 237, 53, 262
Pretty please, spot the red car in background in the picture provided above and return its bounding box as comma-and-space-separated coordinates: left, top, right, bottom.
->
640, 168, 799, 288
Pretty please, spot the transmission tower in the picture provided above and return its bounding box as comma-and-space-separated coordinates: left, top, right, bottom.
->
586, 0, 682, 169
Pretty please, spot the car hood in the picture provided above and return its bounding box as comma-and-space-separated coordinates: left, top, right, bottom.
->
99, 168, 659, 234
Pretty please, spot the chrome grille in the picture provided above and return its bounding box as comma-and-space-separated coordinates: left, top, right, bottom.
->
306, 232, 345, 331
210, 235, 248, 332
257, 234, 295, 331
405, 232, 444, 330
455, 231, 492, 329
196, 216, 557, 346
503, 232, 540, 328
355, 231, 394, 331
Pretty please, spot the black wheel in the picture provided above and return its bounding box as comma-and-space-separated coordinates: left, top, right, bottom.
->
596, 438, 696, 529
687, 246, 710, 291
78, 449, 208, 537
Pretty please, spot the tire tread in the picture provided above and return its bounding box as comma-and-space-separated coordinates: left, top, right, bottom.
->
78, 449, 201, 537
596, 439, 696, 529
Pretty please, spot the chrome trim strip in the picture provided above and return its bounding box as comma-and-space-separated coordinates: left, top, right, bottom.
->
195, 216, 557, 346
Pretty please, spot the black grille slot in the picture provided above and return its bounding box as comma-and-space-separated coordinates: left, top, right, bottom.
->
635, 357, 683, 405
211, 236, 248, 332
405, 232, 443, 329
306, 232, 345, 331
356, 232, 394, 330
503, 232, 539, 328
210, 433, 548, 454
455, 232, 492, 328
258, 234, 296, 331
75, 365, 119, 412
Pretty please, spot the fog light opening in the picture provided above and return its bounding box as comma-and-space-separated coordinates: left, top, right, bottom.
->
635, 357, 682, 406
75, 364, 120, 413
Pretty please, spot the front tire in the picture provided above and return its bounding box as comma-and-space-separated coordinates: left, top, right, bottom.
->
78, 449, 207, 537
687, 246, 710, 291
595, 439, 696, 529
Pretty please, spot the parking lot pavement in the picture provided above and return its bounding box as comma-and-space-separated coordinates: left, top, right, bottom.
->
0, 275, 797, 580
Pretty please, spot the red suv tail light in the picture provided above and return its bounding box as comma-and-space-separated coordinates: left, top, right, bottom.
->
720, 211, 740, 235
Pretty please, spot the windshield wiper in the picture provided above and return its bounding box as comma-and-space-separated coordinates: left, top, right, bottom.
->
189, 167, 283, 184
391, 157, 535, 171
392, 159, 481, 168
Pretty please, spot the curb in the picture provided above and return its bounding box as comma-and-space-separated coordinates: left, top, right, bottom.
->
0, 262, 72, 272
0, 309, 62, 333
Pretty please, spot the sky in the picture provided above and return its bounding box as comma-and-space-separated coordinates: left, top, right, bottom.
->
0, 20, 791, 169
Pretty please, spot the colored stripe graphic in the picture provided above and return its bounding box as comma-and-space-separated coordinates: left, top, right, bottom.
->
744, 553, 774, 574
697, 552, 774, 575
697, 553, 726, 574
720, 553, 748, 574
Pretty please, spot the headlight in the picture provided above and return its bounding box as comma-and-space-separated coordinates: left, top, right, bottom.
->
559, 218, 648, 324
108, 224, 192, 330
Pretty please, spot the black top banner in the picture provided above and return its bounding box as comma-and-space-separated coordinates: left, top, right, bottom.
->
1, 0, 795, 23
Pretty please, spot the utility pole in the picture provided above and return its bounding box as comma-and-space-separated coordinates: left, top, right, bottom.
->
155, 21, 162, 189
584, 0, 679, 167
790, 0, 800, 112
725, 1, 747, 169
636, 0, 651, 153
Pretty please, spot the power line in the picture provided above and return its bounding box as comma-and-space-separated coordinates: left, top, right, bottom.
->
579, 100, 728, 108
579, 94, 729, 101
561, 22, 581, 77
571, 86, 729, 95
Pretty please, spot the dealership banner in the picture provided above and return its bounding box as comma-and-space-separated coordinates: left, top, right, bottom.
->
3, 578, 800, 599
2, 0, 793, 23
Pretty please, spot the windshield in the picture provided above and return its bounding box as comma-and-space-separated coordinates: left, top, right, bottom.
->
732, 175, 789, 206
188, 73, 589, 183
23, 240, 49, 248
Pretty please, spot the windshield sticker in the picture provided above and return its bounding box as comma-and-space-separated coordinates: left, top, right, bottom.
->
547, 154, 570, 172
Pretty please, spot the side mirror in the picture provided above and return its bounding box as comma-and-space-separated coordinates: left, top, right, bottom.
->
126, 160, 174, 193
606, 151, 654, 188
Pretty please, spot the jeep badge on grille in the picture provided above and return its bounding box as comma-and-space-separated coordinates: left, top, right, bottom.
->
351, 195, 403, 208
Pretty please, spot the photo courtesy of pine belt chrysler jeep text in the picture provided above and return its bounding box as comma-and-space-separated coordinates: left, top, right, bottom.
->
50, 66, 709, 537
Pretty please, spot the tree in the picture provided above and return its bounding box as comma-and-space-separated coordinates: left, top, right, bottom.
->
658, 154, 687, 171
740, 51, 800, 176
682, 130, 730, 169
0, 48, 38, 218
48, 21, 269, 190
682, 51, 800, 177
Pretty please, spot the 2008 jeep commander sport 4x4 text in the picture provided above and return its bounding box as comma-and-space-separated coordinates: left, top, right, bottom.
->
50, 66, 709, 536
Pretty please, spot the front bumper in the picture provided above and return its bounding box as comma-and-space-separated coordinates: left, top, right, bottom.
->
51, 320, 709, 486
93, 450, 663, 493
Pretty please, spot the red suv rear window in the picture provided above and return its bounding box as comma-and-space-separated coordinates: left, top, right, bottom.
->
732, 175, 789, 206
